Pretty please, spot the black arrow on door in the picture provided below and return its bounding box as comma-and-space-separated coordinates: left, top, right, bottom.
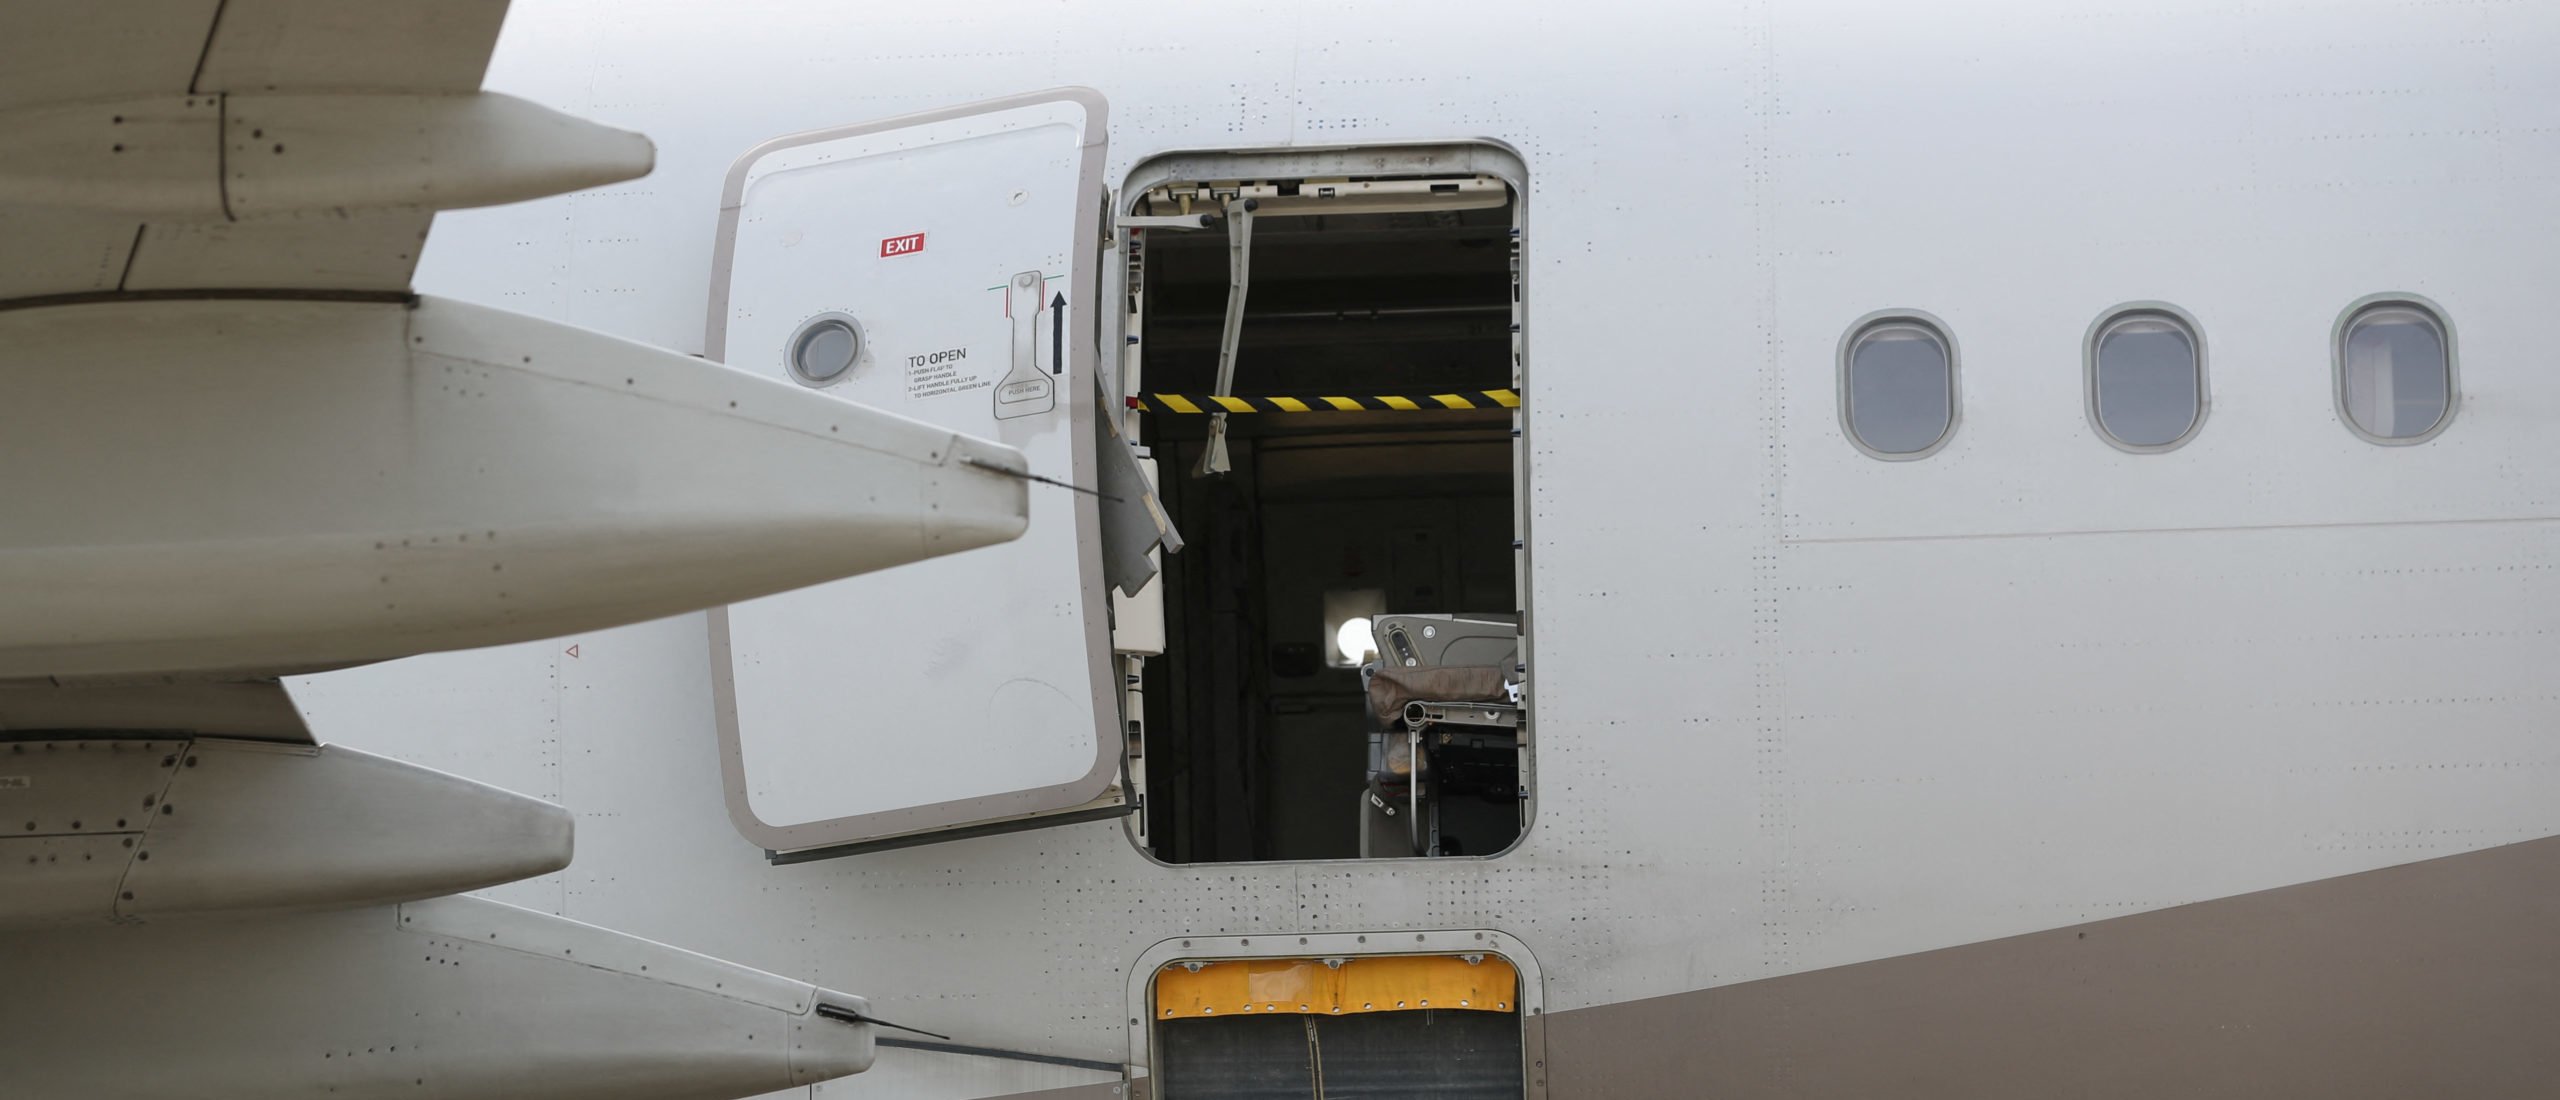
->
1049, 291, 1066, 375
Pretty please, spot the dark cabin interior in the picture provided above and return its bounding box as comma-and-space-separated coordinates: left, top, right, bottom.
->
1133, 187, 1521, 864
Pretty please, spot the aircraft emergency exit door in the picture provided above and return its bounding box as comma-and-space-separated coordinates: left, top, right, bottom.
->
705, 88, 1130, 859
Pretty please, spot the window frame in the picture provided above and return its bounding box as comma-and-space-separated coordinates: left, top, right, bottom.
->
1110, 141, 1538, 868
1127, 929, 1550, 1100
2082, 301, 2209, 454
1837, 309, 1961, 462
2332, 292, 2459, 447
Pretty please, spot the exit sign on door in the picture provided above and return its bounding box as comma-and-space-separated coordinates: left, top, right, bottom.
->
879, 232, 926, 257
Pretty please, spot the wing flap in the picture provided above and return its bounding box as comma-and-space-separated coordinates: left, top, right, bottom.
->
193, 0, 511, 95
126, 214, 431, 292
0, 1, 217, 110
0, 676, 312, 743
0, 209, 136, 299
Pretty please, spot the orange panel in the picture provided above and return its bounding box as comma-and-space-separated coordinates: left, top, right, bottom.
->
1153, 954, 1519, 1019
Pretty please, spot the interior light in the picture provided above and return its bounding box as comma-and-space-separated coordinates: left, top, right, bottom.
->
1322, 588, 1385, 669
1335, 616, 1376, 665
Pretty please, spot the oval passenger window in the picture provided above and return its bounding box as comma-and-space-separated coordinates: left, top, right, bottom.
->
1841, 317, 1956, 458
2337, 300, 2453, 442
2088, 308, 2204, 450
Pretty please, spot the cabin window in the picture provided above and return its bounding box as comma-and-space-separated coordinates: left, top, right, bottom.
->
2086, 305, 2206, 451
1840, 314, 1957, 459
2337, 298, 2454, 443
1120, 157, 1528, 865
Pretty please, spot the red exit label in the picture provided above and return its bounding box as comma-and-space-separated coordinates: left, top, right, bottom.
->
879, 232, 927, 258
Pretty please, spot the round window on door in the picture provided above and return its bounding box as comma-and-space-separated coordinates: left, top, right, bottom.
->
786, 313, 866, 387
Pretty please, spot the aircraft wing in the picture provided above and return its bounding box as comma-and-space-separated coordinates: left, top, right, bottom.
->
0, 0, 600, 731
0, 5, 1025, 1094
0, 0, 1028, 684
0, 1, 522, 302
0, 3, 523, 744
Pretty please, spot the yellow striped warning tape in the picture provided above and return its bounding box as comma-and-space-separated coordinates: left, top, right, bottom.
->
1130, 390, 1518, 413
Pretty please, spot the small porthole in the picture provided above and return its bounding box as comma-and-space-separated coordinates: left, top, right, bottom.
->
2085, 304, 2207, 452
785, 313, 864, 387
2335, 295, 2455, 444
1839, 312, 1958, 460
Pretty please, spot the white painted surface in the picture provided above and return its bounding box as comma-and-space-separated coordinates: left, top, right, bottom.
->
0, 93, 650, 217
0, 893, 874, 1099
783, 1050, 1112, 1100
0, 737, 569, 928
716, 94, 1115, 841
263, 0, 2560, 1085
222, 92, 653, 217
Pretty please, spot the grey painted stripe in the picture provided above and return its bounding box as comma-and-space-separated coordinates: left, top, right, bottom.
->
1545, 834, 2560, 1097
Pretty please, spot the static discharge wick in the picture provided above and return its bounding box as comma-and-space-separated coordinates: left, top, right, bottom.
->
959, 456, 1122, 502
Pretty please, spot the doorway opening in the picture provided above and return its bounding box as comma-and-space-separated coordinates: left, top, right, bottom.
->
1149, 953, 1527, 1098
1116, 160, 1528, 864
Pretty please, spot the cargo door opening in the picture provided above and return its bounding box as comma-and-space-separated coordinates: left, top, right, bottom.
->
1150, 953, 1528, 1098
1115, 164, 1528, 865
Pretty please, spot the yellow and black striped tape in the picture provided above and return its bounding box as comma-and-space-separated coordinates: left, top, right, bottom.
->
1130, 390, 1518, 413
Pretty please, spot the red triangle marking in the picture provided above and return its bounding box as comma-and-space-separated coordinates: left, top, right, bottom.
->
565, 644, 580, 659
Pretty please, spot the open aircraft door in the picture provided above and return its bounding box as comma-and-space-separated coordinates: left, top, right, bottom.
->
707, 89, 1159, 860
